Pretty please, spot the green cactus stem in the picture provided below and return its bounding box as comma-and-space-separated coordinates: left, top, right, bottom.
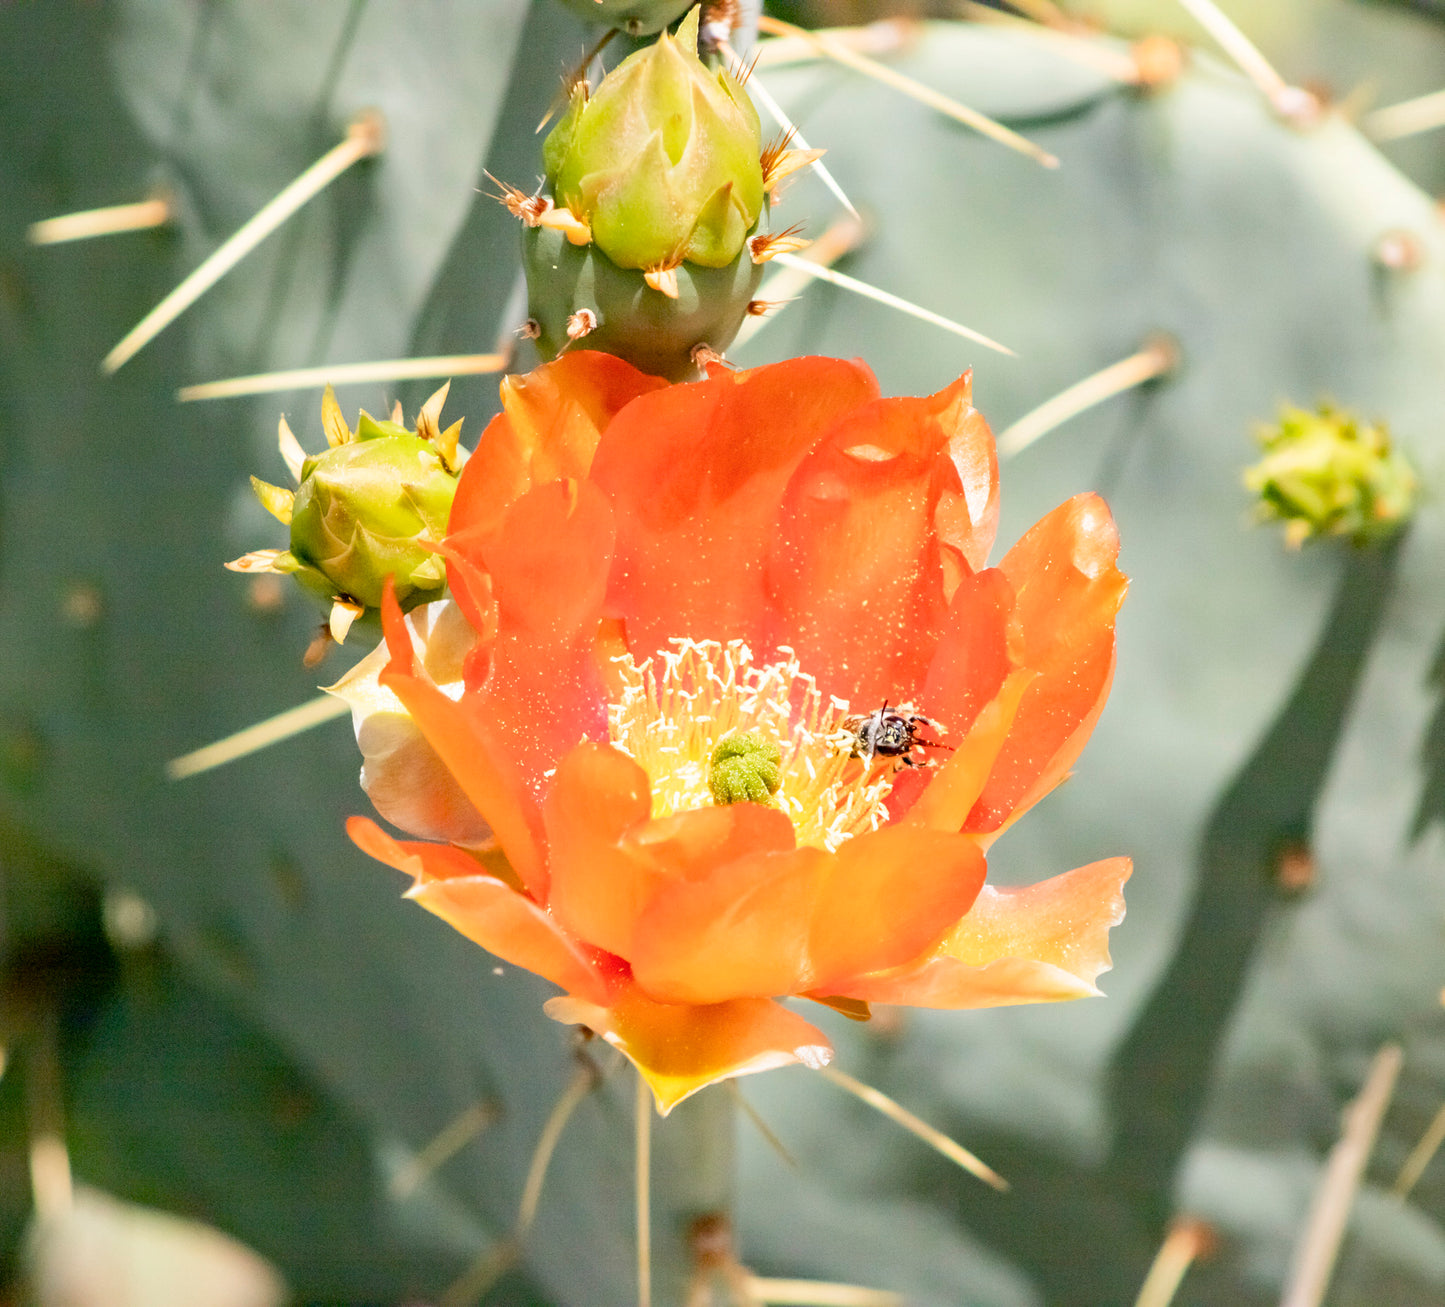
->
650, 1086, 739, 1302
552, 0, 697, 37
226, 383, 463, 649
521, 217, 765, 381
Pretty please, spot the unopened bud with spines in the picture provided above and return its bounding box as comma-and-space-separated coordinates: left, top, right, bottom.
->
1244, 402, 1418, 548
545, 7, 763, 271
504, 8, 817, 380
227, 383, 463, 649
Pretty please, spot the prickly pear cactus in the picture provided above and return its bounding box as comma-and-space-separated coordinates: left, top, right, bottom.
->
8, 1, 1445, 1305
0, 2, 641, 1301
736, 17, 1445, 1306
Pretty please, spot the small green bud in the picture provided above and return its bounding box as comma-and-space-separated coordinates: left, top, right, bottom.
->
1244, 402, 1418, 548
227, 384, 464, 648
543, 7, 764, 272
709, 731, 783, 806
551, 0, 696, 37
289, 433, 456, 609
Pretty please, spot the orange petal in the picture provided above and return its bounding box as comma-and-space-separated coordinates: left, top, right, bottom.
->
347, 816, 610, 1005
630, 823, 985, 1004
630, 844, 825, 1003
484, 479, 614, 639
589, 356, 879, 657
901, 669, 1033, 835
808, 825, 988, 989
542, 742, 656, 957
885, 568, 1018, 823
544, 984, 832, 1114
379, 582, 547, 896
432, 532, 498, 653
449, 350, 667, 543
547, 742, 799, 963
475, 479, 615, 797
839, 857, 1131, 1009
327, 601, 493, 844
766, 374, 993, 709
966, 494, 1126, 834
934, 376, 1000, 576
921, 567, 1018, 739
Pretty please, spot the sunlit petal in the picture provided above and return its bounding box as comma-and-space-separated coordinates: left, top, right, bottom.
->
543, 742, 657, 957
966, 494, 1126, 834
548, 740, 799, 965
328, 600, 490, 843
378, 582, 547, 897
630, 824, 985, 1003
629, 843, 825, 1002
474, 479, 615, 794
449, 350, 667, 542
839, 857, 1131, 1008
545, 984, 832, 1114
901, 669, 1032, 836
768, 373, 997, 706
590, 355, 879, 657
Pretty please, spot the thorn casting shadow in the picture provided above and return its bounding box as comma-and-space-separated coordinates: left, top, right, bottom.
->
1409, 613, 1445, 839
1104, 529, 1408, 1227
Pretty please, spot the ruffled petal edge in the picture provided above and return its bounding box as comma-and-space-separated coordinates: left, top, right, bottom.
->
545, 985, 832, 1115
837, 857, 1131, 1010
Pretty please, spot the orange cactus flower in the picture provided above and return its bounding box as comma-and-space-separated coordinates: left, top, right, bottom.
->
343, 351, 1131, 1113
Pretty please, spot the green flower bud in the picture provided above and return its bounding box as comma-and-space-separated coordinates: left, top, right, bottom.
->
227, 384, 463, 649
1244, 402, 1418, 548
709, 731, 782, 806
289, 431, 454, 609
551, 0, 696, 37
543, 7, 764, 272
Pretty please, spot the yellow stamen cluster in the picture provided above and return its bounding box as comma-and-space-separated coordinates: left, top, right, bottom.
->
608, 639, 893, 851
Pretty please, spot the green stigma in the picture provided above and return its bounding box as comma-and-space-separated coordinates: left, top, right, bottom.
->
708, 731, 782, 806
